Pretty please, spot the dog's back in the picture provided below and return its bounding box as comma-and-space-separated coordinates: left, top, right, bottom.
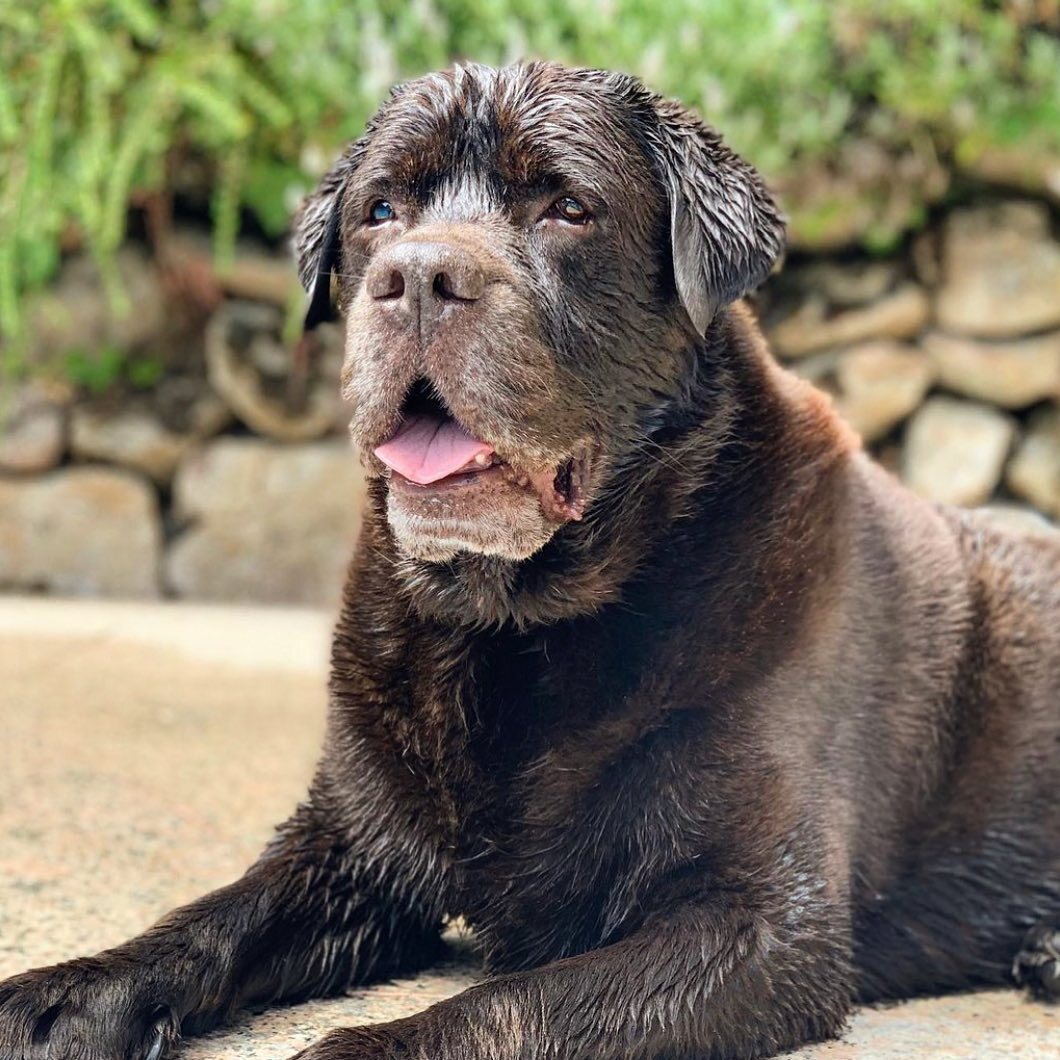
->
839, 458, 1060, 998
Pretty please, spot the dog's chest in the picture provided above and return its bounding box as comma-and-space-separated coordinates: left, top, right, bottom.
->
398, 619, 716, 971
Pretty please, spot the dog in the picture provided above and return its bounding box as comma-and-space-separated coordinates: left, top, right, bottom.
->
1, 60, 1059, 1060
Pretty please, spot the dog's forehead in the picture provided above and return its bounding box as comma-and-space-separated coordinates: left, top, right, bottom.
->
359, 63, 655, 206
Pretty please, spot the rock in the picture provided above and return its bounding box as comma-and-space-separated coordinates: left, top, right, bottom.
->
1006, 407, 1060, 518
23, 247, 168, 365
206, 301, 347, 442
780, 138, 949, 252
832, 342, 935, 443
935, 203, 1060, 338
787, 350, 841, 386
70, 379, 230, 485
165, 439, 367, 605
0, 381, 69, 472
799, 260, 901, 308
168, 231, 297, 306
911, 229, 941, 287
71, 408, 189, 484
901, 397, 1016, 507
151, 375, 232, 439
923, 331, 1060, 409
974, 504, 1059, 540
0, 469, 161, 597
770, 284, 930, 358
960, 146, 1060, 208
218, 245, 298, 306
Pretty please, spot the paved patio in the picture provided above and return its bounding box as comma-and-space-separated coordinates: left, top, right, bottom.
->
0, 595, 1055, 1058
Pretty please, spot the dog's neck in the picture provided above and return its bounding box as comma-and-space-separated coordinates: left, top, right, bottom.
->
370, 303, 856, 631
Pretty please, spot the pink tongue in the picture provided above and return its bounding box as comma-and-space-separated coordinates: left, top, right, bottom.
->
374, 414, 494, 485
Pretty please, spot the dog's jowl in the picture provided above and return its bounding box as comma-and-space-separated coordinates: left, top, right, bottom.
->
2, 61, 1059, 1060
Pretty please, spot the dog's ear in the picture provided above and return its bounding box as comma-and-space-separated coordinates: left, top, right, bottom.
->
292, 135, 371, 332
648, 97, 785, 336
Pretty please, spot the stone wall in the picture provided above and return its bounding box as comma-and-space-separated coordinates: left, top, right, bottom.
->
1, 198, 1058, 605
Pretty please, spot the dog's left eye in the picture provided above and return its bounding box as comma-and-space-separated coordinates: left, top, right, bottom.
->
545, 196, 591, 225
368, 200, 396, 224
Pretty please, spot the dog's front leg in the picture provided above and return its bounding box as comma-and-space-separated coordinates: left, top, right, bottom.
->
294, 891, 852, 1060
0, 795, 443, 1060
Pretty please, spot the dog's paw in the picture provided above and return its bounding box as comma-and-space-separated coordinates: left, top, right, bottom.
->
289, 1024, 413, 1060
1013, 922, 1060, 1000
0, 958, 180, 1060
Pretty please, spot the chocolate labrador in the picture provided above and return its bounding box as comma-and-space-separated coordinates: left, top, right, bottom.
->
2, 60, 1059, 1060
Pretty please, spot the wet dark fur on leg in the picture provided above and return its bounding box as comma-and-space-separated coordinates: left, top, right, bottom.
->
2, 61, 1059, 1060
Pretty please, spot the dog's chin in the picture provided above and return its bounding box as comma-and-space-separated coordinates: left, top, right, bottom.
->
384, 465, 564, 563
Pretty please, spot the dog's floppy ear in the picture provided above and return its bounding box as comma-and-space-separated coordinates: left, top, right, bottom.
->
292, 135, 371, 332
648, 97, 785, 336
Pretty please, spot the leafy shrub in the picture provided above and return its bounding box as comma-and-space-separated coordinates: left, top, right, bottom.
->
63, 345, 163, 393
1, 0, 1058, 338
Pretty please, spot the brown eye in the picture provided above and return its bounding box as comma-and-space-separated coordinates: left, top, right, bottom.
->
368, 200, 396, 224
548, 196, 591, 225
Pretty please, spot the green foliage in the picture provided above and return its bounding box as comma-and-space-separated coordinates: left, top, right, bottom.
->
1, 0, 1058, 339
63, 345, 163, 394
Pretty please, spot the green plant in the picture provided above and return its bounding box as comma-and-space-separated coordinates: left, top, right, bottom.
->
1, 0, 1058, 346
63, 345, 163, 394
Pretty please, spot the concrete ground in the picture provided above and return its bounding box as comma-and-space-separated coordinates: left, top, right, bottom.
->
0, 595, 1056, 1059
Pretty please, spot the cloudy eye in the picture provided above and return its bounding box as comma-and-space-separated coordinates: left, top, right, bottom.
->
368, 200, 396, 224
548, 196, 591, 225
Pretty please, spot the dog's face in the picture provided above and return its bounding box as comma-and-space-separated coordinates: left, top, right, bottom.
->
295, 62, 783, 564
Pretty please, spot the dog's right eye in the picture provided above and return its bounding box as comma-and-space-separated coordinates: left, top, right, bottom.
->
367, 200, 396, 225
544, 196, 592, 225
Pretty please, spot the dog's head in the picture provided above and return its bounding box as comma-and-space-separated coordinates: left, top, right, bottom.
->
295, 61, 783, 565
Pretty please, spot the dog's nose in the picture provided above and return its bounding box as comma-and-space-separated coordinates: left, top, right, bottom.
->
367, 242, 486, 343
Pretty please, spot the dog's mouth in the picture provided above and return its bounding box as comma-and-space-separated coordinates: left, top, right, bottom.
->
373, 379, 590, 523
